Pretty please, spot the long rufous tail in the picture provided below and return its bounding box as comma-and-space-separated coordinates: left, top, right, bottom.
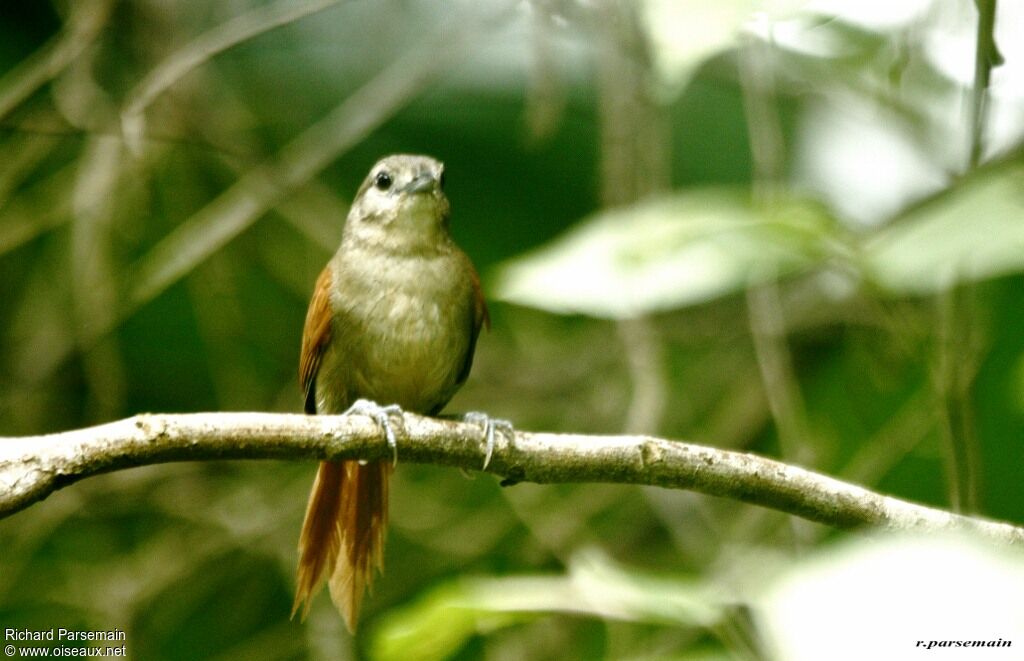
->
292, 460, 391, 631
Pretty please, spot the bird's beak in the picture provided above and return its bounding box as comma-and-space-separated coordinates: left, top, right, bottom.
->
403, 173, 436, 194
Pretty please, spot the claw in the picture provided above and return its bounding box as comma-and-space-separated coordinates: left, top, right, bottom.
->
344, 399, 402, 465
463, 411, 513, 470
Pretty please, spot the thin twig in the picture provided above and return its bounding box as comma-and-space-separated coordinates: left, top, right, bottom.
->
1, 412, 1022, 546
968, 0, 1002, 170
120, 0, 343, 153
0, 0, 113, 121
592, 1, 670, 434
617, 318, 668, 435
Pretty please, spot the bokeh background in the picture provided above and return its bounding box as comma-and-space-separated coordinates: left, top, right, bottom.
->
1, 0, 1023, 659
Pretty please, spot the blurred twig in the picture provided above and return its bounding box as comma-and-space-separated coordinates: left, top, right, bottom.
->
591, 0, 670, 434
745, 284, 812, 464
2, 411, 1023, 545
738, 21, 812, 466
738, 15, 785, 204
0, 0, 113, 121
0, 163, 75, 257
70, 136, 128, 422
934, 284, 984, 514
120, 0, 344, 154
524, 2, 567, 143
841, 387, 935, 487
968, 0, 1002, 169
745, 283, 817, 551
617, 319, 668, 436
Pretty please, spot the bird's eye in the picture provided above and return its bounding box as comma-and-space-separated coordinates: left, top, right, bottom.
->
374, 171, 392, 190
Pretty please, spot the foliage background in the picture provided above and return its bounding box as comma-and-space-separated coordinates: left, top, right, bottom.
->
0, 0, 1022, 659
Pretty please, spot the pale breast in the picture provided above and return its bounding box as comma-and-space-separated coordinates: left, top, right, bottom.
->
320, 248, 474, 414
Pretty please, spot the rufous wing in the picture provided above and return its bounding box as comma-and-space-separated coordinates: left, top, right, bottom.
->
470, 259, 490, 335
299, 266, 335, 415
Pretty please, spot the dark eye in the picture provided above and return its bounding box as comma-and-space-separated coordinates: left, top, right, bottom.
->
438, 170, 446, 190
374, 171, 392, 190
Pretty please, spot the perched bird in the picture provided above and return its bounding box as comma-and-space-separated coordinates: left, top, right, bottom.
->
292, 154, 489, 631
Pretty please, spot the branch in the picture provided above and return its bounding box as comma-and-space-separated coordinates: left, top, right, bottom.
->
1, 412, 1022, 544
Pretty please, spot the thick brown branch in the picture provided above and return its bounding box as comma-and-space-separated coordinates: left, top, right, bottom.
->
0, 411, 1021, 544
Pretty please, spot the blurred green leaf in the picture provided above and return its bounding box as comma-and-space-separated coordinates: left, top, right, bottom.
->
493, 188, 843, 318
643, 0, 809, 98
371, 549, 724, 661
370, 581, 522, 661
863, 162, 1024, 294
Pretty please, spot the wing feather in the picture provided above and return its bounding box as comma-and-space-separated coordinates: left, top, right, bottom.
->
452, 257, 489, 390
299, 267, 335, 414
470, 261, 490, 334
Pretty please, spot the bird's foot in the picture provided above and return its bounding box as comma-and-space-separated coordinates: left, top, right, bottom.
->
462, 411, 513, 470
344, 399, 402, 465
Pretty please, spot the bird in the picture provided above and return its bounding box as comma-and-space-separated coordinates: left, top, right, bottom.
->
291, 154, 489, 632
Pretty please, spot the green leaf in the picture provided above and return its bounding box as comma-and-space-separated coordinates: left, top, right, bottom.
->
369, 581, 524, 661
862, 163, 1024, 294
643, 0, 808, 99
493, 189, 842, 319
370, 550, 724, 661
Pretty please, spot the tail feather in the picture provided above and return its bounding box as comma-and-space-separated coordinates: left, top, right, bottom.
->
292, 461, 345, 620
293, 459, 391, 631
328, 460, 391, 631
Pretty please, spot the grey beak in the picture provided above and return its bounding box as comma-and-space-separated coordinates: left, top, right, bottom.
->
403, 173, 435, 194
